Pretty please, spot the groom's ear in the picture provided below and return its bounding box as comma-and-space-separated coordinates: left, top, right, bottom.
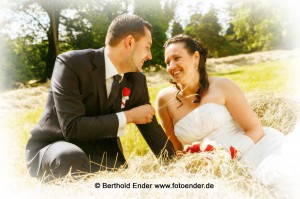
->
125, 35, 134, 49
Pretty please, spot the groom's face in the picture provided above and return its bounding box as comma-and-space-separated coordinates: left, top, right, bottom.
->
129, 27, 152, 72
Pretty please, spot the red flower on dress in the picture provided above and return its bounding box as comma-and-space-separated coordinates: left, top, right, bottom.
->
121, 87, 131, 109
229, 146, 237, 159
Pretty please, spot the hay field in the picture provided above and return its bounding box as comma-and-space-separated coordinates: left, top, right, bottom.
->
0, 50, 300, 199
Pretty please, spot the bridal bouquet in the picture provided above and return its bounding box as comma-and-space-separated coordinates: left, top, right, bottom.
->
179, 138, 237, 160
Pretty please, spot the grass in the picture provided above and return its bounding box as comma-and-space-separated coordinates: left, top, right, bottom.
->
209, 59, 297, 93
4, 107, 44, 176
2, 58, 300, 198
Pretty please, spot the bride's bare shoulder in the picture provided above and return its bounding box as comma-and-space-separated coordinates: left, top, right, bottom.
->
156, 86, 177, 103
209, 76, 238, 89
209, 76, 244, 99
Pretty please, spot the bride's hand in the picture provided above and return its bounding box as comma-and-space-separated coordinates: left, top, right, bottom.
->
176, 150, 185, 157
231, 135, 255, 160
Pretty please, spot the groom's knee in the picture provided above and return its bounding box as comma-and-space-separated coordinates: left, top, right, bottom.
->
41, 141, 89, 179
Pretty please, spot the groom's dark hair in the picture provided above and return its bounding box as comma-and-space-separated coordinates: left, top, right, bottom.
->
105, 13, 152, 46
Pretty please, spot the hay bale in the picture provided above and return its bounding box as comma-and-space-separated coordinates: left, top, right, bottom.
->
246, 91, 300, 135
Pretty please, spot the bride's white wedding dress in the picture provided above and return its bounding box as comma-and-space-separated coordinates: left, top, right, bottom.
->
174, 103, 300, 198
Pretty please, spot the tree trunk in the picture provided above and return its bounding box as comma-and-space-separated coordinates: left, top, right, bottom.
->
44, 6, 60, 80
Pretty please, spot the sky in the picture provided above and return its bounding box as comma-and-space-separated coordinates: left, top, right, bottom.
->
175, 0, 229, 28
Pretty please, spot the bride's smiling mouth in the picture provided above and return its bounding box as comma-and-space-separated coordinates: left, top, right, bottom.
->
172, 70, 183, 76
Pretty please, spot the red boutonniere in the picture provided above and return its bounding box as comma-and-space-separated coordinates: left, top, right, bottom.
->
180, 138, 237, 160
121, 87, 131, 109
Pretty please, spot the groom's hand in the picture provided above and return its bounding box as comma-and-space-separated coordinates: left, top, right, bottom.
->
124, 104, 155, 124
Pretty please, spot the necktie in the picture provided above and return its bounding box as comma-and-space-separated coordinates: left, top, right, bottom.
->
107, 74, 121, 112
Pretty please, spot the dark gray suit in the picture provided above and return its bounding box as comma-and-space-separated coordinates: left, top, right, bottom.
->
25, 47, 175, 179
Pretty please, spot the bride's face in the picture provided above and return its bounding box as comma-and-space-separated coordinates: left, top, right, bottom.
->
164, 42, 200, 85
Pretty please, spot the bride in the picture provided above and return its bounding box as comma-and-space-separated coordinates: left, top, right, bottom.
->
156, 34, 300, 198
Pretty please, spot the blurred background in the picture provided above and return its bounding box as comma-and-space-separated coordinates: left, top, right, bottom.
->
0, 0, 299, 91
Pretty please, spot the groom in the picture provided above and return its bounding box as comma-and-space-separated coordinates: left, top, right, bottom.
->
25, 14, 175, 180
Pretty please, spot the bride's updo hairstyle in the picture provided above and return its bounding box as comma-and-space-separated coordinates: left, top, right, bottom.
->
163, 34, 209, 106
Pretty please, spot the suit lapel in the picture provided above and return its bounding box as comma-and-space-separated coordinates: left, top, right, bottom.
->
92, 47, 108, 114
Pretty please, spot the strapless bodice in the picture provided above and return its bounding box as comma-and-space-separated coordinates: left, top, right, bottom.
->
174, 103, 245, 147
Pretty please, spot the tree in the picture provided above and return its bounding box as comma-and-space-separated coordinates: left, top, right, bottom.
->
17, 0, 73, 80
184, 9, 225, 57
2, 0, 129, 82
133, 0, 177, 68
221, 23, 245, 56
228, 0, 286, 52
1, 0, 178, 88
36, 0, 67, 79
1, 0, 76, 80
0, 35, 24, 90
62, 0, 129, 50
0, 33, 49, 90
171, 20, 184, 37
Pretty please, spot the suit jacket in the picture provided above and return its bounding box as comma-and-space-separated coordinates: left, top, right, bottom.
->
25, 47, 175, 176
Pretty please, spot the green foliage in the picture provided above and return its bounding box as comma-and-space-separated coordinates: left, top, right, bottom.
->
228, 0, 286, 52
1, 0, 294, 90
217, 38, 245, 57
0, 35, 24, 90
133, 0, 176, 68
171, 20, 184, 37
184, 9, 226, 57
0, 34, 47, 90
16, 37, 48, 80
62, 0, 129, 51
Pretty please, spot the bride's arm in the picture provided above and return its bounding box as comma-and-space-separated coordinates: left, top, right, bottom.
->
219, 78, 265, 144
156, 89, 183, 151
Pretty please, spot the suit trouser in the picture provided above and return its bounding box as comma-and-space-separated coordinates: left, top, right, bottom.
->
35, 141, 125, 181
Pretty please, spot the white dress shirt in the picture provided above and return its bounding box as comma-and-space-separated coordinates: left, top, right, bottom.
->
104, 47, 127, 136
